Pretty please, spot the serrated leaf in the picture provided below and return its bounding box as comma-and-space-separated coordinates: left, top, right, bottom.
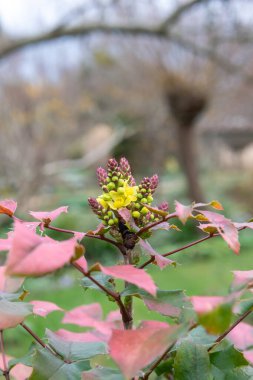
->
143, 204, 168, 217
30, 348, 90, 380
224, 367, 253, 380
0, 199, 17, 216
139, 239, 176, 269
109, 324, 183, 379
174, 339, 212, 380
29, 206, 68, 224
81, 273, 115, 294
31, 300, 63, 317
46, 330, 107, 361
175, 201, 193, 224
210, 344, 248, 372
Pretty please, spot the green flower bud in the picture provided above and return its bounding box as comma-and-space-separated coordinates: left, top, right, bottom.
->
147, 195, 153, 203
132, 211, 140, 218
108, 219, 115, 226
102, 185, 108, 191
141, 198, 147, 203
118, 179, 125, 186
103, 194, 111, 201
102, 208, 107, 213
106, 177, 111, 183
107, 182, 116, 190
117, 171, 121, 177
135, 203, 141, 209
117, 187, 124, 194
141, 188, 146, 193
104, 215, 109, 220
112, 176, 118, 182
114, 217, 119, 224
107, 211, 113, 217
137, 193, 143, 199
102, 220, 107, 225
141, 207, 149, 215
150, 214, 155, 220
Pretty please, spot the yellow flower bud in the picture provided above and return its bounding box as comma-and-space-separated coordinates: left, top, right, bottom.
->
132, 211, 140, 218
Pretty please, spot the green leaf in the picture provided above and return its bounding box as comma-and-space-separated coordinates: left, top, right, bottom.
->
81, 273, 115, 293
30, 348, 90, 380
0, 291, 22, 301
8, 345, 36, 369
121, 285, 195, 321
155, 357, 174, 376
82, 367, 124, 379
174, 339, 213, 380
185, 326, 216, 347
210, 344, 248, 372
199, 303, 232, 334
224, 367, 253, 380
233, 298, 253, 315
46, 330, 107, 361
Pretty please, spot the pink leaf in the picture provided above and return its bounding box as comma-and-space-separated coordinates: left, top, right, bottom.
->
29, 206, 68, 224
118, 208, 132, 223
74, 232, 86, 241
234, 222, 253, 230
109, 325, 180, 378
198, 210, 240, 254
151, 222, 170, 231
190, 296, 224, 314
100, 264, 156, 296
5, 221, 76, 276
0, 266, 24, 292
243, 350, 253, 365
31, 300, 63, 317
232, 270, 253, 288
144, 298, 181, 317
0, 199, 17, 217
53, 329, 102, 342
62, 303, 112, 339
175, 201, 193, 224
139, 239, 175, 269
228, 322, 253, 350
139, 320, 171, 329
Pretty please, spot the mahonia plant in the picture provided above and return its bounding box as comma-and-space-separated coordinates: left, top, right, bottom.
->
0, 157, 253, 379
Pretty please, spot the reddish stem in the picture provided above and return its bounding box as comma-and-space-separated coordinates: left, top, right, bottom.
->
72, 262, 132, 329
46, 225, 119, 248
0, 330, 10, 380
137, 213, 177, 236
208, 308, 252, 352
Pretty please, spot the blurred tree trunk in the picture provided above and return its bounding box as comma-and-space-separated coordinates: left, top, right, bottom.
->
165, 76, 208, 202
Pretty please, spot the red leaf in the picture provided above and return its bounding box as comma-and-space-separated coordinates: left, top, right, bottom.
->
29, 206, 68, 224
62, 303, 112, 338
234, 222, 253, 230
100, 264, 156, 296
198, 210, 240, 254
54, 329, 102, 343
190, 296, 224, 315
139, 239, 175, 269
5, 221, 76, 276
175, 201, 193, 224
74, 256, 88, 272
109, 325, 180, 378
0, 199, 17, 217
232, 270, 253, 288
228, 322, 253, 350
31, 300, 63, 317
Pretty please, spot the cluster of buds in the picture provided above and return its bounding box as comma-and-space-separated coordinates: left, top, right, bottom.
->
88, 157, 165, 229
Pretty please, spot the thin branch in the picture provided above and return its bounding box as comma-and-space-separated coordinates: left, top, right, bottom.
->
46, 224, 119, 248
72, 262, 132, 329
142, 342, 175, 380
161, 0, 210, 30
208, 308, 253, 352
0, 330, 10, 380
20, 322, 48, 349
139, 234, 214, 269
137, 213, 177, 237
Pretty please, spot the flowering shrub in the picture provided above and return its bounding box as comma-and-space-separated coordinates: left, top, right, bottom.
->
0, 157, 253, 379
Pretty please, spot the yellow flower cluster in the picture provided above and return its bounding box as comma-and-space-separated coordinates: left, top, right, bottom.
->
97, 180, 138, 210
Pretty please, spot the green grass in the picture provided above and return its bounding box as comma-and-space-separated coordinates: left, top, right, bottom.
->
4, 228, 253, 358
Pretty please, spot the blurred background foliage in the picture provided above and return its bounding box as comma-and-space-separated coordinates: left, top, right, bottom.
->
1, 0, 253, 358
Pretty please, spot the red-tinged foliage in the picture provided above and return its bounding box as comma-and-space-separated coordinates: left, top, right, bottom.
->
190, 295, 225, 315
198, 210, 240, 254
0, 199, 17, 217
232, 270, 253, 289
31, 300, 63, 317
54, 329, 102, 343
5, 221, 77, 276
228, 322, 253, 350
109, 325, 180, 378
99, 264, 156, 296
175, 200, 193, 224
0, 301, 32, 330
0, 355, 32, 380
29, 206, 68, 224
139, 239, 175, 269
0, 232, 13, 252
